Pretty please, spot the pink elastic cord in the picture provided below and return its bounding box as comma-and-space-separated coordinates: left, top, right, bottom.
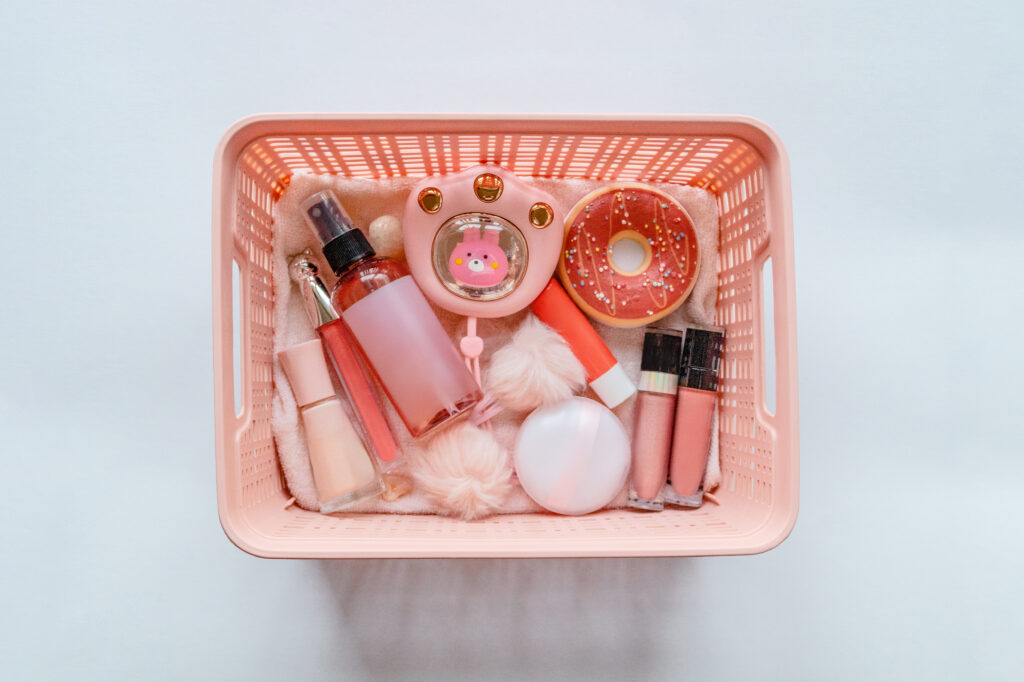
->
471, 393, 504, 426
459, 316, 501, 428
460, 317, 483, 386
469, 317, 482, 386
458, 317, 505, 425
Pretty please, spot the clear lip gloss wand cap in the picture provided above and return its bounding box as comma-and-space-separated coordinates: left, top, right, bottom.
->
289, 251, 337, 327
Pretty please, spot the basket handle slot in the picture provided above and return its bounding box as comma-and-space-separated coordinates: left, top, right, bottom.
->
760, 256, 776, 417
231, 257, 244, 418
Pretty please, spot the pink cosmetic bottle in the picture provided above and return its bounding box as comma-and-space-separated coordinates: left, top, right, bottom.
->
627, 328, 683, 511
302, 190, 482, 438
277, 339, 383, 512
665, 325, 724, 507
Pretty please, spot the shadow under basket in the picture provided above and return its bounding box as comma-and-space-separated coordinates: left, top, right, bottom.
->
212, 114, 799, 558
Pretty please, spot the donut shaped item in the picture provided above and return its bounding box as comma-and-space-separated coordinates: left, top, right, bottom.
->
558, 184, 700, 327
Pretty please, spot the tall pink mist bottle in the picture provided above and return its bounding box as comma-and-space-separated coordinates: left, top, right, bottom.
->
302, 190, 482, 438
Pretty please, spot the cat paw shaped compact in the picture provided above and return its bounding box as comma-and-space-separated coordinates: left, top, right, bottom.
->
402, 164, 564, 317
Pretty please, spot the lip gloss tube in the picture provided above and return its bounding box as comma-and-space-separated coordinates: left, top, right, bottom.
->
627, 328, 683, 511
278, 339, 383, 512
665, 324, 724, 508
290, 253, 399, 464
530, 279, 636, 408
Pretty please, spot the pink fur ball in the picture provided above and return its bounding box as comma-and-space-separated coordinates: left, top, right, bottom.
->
485, 315, 587, 413
411, 421, 513, 521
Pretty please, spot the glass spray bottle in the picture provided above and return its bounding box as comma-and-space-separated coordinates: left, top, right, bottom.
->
302, 190, 481, 438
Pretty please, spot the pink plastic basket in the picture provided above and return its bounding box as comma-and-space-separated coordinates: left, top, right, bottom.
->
212, 114, 798, 558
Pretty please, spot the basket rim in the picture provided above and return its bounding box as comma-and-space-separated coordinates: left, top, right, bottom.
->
211, 113, 799, 559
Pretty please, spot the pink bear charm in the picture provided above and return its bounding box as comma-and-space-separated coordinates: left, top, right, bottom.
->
448, 228, 509, 288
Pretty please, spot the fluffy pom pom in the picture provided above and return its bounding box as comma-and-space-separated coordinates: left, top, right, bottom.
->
367, 215, 404, 261
410, 421, 512, 520
485, 315, 587, 412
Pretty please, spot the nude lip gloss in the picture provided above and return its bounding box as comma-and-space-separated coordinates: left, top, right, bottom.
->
290, 253, 399, 465
627, 328, 683, 511
665, 324, 724, 508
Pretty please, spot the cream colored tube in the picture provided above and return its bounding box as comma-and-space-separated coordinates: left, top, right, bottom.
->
302, 397, 380, 510
278, 339, 383, 512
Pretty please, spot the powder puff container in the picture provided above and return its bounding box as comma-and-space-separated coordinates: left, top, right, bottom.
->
513, 397, 631, 516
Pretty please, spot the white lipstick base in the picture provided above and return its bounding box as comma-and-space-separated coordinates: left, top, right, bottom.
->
588, 363, 636, 408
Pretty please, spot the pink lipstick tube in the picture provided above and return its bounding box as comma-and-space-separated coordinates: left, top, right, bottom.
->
627, 328, 683, 511
530, 279, 636, 408
665, 325, 724, 508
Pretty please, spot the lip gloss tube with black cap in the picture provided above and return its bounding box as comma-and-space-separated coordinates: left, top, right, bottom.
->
627, 328, 683, 511
665, 324, 724, 508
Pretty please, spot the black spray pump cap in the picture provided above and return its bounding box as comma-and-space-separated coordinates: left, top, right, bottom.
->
300, 190, 375, 275
679, 325, 725, 391
640, 328, 683, 375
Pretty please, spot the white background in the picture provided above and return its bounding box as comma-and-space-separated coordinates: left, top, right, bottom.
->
2, 1, 1022, 679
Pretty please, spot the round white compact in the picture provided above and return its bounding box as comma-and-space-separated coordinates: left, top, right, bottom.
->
513, 397, 631, 516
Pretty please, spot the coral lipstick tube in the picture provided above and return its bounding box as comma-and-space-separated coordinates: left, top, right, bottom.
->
290, 253, 399, 464
666, 325, 724, 507
627, 328, 683, 511
530, 279, 636, 408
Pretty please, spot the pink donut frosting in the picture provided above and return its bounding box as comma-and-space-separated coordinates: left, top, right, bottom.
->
558, 185, 700, 327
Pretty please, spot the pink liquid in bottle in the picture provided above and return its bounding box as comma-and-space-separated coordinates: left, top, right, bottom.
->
341, 274, 480, 437
317, 318, 399, 462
